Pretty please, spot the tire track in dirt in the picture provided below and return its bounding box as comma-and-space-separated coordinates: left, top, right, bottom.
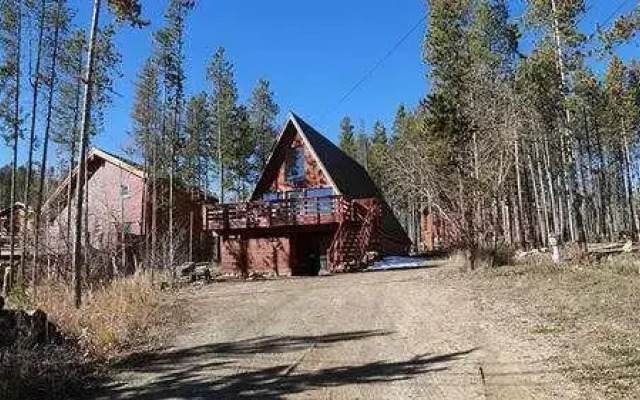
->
105, 267, 582, 399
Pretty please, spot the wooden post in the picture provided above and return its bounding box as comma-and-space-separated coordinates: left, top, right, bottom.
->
3, 266, 12, 297
549, 234, 563, 265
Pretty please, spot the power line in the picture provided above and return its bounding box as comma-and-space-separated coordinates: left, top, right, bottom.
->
324, 14, 427, 118
600, 0, 635, 27
323, 1, 632, 123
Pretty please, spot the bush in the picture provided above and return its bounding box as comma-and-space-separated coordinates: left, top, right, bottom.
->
450, 245, 516, 270
30, 271, 182, 356
1, 271, 184, 399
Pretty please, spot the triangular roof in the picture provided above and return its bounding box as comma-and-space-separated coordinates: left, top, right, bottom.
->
45, 148, 217, 212
45, 148, 145, 210
251, 112, 409, 241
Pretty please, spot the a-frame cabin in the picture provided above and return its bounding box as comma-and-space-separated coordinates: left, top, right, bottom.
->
203, 113, 410, 276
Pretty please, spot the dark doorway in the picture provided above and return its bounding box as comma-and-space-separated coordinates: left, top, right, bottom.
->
292, 233, 332, 276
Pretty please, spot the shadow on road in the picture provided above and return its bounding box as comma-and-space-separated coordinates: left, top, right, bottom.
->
114, 330, 393, 373
94, 331, 475, 399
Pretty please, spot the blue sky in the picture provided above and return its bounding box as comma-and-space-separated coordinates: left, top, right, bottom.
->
0, 0, 638, 166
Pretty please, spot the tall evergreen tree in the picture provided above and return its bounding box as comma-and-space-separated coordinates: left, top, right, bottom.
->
183, 92, 209, 193
368, 121, 388, 188
19, 0, 48, 278
72, 0, 147, 308
339, 116, 357, 159
206, 46, 238, 204
131, 58, 160, 267
33, 0, 68, 286
0, 0, 23, 281
355, 121, 369, 168
156, 0, 192, 269
249, 78, 279, 172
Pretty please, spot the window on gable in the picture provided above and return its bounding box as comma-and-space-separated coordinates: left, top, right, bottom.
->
305, 188, 334, 198
262, 192, 282, 202
285, 146, 305, 183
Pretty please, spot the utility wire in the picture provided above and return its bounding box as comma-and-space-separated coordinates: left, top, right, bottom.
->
600, 0, 635, 27
324, 14, 427, 118
322, 1, 631, 122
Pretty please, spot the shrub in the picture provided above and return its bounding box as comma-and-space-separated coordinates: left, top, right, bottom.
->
29, 271, 182, 356
1, 271, 185, 399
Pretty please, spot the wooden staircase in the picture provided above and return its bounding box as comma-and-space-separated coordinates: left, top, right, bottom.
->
328, 198, 381, 271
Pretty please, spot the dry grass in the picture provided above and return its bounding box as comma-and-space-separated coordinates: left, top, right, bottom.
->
28, 271, 186, 357
1, 271, 187, 399
472, 256, 640, 399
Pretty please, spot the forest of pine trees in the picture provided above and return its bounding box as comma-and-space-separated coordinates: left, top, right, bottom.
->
0, 0, 638, 299
0, 0, 280, 305
338, 0, 640, 267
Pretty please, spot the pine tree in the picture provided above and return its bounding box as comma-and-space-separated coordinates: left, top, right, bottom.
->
152, 0, 192, 270
249, 78, 279, 172
207, 47, 238, 204
226, 105, 254, 200
339, 116, 357, 159
392, 105, 408, 142
131, 58, 161, 268
183, 92, 209, 193
19, 0, 48, 279
0, 0, 23, 282
368, 121, 388, 188
72, 0, 147, 308
52, 29, 85, 255
33, 0, 68, 287
355, 121, 369, 168
183, 92, 209, 262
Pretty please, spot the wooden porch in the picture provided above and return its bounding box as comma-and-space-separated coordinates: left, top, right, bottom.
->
203, 196, 383, 273
203, 196, 352, 232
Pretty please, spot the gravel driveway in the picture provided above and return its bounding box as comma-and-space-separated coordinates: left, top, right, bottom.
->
99, 265, 579, 399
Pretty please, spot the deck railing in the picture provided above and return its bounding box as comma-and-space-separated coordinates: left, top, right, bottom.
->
203, 195, 350, 231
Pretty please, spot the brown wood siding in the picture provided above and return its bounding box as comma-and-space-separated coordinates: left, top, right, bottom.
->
221, 235, 292, 276
267, 132, 331, 195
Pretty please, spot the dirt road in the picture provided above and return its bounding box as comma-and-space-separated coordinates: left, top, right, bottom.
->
100, 265, 580, 399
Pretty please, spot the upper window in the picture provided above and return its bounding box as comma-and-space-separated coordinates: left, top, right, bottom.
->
285, 146, 305, 183
262, 192, 282, 202
305, 188, 334, 198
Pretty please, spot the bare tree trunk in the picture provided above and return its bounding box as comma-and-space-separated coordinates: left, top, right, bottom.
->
83, 155, 89, 279
20, 0, 47, 281
72, 0, 101, 308
151, 139, 157, 272
169, 144, 174, 270
514, 136, 526, 248
543, 136, 558, 236
217, 97, 224, 204
33, 0, 63, 289
8, 3, 22, 284
593, 118, 610, 240
528, 151, 546, 246
142, 145, 149, 270
622, 125, 638, 238
551, 0, 586, 255
582, 106, 601, 240
534, 140, 550, 246
189, 207, 194, 262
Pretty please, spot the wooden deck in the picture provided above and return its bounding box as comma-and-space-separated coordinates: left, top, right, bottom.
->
0, 242, 22, 260
203, 196, 351, 232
